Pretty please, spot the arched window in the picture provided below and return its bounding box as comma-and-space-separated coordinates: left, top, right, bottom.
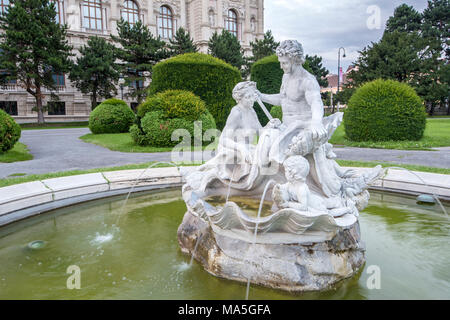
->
82, 0, 103, 30
158, 5, 174, 39
53, 0, 65, 24
122, 0, 139, 25
225, 9, 238, 38
0, 0, 9, 15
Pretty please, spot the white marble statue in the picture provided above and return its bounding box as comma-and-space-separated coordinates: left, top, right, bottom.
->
181, 40, 384, 242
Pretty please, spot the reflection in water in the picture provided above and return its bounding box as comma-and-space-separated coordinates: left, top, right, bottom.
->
0, 189, 448, 300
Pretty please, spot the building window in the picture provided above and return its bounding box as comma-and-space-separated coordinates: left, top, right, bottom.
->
52, 74, 65, 86
47, 101, 66, 115
82, 0, 103, 30
122, 0, 139, 25
158, 5, 174, 39
0, 0, 9, 15
52, 0, 64, 24
0, 101, 18, 116
225, 9, 238, 38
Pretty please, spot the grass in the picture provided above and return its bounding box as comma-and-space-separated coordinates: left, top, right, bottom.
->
21, 121, 89, 130
0, 159, 448, 189
329, 119, 450, 150
0, 161, 202, 188
0, 143, 33, 163
80, 132, 218, 153
335, 160, 450, 175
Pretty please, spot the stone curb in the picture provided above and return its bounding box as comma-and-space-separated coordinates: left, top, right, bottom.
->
0, 166, 448, 227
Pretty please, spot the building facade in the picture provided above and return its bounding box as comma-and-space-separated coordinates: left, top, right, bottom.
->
0, 0, 264, 123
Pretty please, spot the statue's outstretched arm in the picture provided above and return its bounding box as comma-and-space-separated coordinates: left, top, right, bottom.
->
259, 93, 283, 106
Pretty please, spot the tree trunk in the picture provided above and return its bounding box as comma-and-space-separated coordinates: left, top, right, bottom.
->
35, 85, 45, 124
428, 102, 435, 116
91, 92, 97, 110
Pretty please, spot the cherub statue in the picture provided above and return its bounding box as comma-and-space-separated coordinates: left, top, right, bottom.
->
272, 156, 311, 211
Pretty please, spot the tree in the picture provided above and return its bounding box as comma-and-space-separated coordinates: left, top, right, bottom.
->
385, 4, 422, 33
208, 30, 244, 70
111, 19, 169, 104
304, 54, 329, 87
169, 27, 198, 56
422, 0, 450, 60
250, 30, 279, 61
0, 0, 73, 123
349, 31, 428, 85
69, 36, 121, 110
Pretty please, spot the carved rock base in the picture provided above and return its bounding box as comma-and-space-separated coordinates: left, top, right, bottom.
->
177, 211, 366, 292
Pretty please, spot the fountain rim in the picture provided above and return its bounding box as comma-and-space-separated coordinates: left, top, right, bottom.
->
0, 166, 448, 228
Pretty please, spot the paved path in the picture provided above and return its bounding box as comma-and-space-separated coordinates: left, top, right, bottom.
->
0, 128, 449, 178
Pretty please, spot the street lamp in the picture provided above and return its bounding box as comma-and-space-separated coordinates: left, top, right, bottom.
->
335, 47, 346, 113
118, 76, 125, 100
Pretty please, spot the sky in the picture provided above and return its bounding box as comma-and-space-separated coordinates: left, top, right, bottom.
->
264, 0, 429, 76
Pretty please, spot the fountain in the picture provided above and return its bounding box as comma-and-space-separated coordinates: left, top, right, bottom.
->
177, 40, 384, 292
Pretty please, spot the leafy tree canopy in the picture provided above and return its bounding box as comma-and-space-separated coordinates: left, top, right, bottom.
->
169, 27, 198, 56
69, 36, 121, 110
0, 0, 73, 123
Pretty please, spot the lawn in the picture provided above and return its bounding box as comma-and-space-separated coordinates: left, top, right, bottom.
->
21, 121, 89, 130
329, 118, 450, 150
80, 132, 218, 153
0, 143, 33, 163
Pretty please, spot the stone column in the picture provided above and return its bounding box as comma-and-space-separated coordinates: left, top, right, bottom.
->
147, 0, 157, 35
217, 0, 224, 29
258, 0, 264, 37
201, 0, 209, 44
180, 0, 187, 29
110, 0, 118, 36
244, 0, 251, 44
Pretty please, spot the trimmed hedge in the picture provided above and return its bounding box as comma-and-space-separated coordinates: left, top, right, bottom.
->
131, 90, 216, 147
89, 99, 135, 134
148, 53, 241, 130
344, 79, 427, 142
251, 55, 284, 125
270, 105, 283, 121
0, 109, 21, 152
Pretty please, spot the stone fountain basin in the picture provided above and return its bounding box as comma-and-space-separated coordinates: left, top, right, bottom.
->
186, 193, 357, 244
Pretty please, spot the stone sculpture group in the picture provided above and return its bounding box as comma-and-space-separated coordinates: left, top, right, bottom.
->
178, 40, 383, 291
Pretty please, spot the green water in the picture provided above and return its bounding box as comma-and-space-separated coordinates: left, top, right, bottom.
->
0, 189, 448, 300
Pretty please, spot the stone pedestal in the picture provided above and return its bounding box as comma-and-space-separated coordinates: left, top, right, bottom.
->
177, 211, 366, 292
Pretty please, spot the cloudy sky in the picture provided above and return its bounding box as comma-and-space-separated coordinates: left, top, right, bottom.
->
264, 0, 428, 75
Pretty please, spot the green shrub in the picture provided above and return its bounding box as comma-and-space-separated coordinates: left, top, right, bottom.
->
132, 90, 216, 147
0, 109, 21, 152
344, 79, 427, 142
270, 105, 283, 121
148, 53, 241, 130
89, 99, 135, 134
251, 55, 284, 125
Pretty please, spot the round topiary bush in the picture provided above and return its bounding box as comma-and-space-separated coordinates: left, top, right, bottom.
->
0, 109, 21, 152
148, 53, 241, 130
344, 79, 427, 142
269, 105, 283, 121
250, 55, 284, 125
89, 99, 135, 134
131, 90, 216, 147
